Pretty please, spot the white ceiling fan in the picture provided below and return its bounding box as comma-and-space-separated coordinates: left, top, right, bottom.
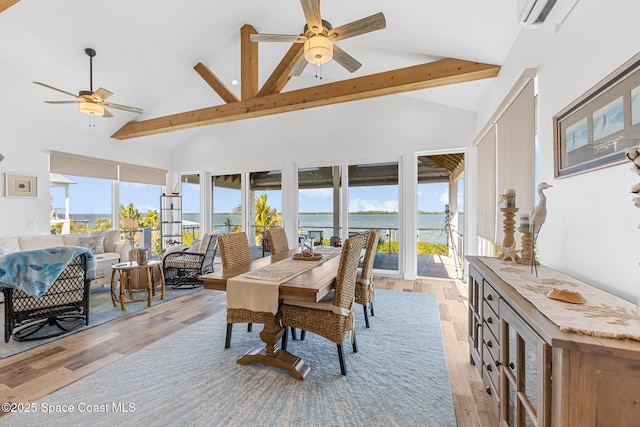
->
34, 48, 143, 118
250, 0, 386, 75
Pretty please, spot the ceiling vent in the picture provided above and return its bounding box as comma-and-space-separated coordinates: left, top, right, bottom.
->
517, 0, 580, 28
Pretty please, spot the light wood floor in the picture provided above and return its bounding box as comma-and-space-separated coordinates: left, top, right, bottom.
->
0, 278, 497, 426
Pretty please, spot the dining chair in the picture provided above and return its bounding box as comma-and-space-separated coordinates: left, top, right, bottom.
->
355, 230, 381, 328
266, 227, 289, 254
217, 232, 263, 348
281, 233, 366, 375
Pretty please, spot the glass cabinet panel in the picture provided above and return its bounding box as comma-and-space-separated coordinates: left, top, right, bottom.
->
501, 301, 551, 427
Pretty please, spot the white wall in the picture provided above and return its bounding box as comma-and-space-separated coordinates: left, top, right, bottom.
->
474, 1, 640, 303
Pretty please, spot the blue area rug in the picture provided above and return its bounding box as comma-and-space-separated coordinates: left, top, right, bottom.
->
0, 285, 200, 359
0, 289, 456, 426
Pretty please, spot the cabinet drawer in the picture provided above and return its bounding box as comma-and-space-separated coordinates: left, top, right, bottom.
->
484, 324, 500, 364
483, 343, 500, 393
483, 281, 500, 315
483, 302, 499, 341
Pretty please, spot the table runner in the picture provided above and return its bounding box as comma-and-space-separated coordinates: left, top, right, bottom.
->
227, 247, 340, 314
479, 257, 640, 342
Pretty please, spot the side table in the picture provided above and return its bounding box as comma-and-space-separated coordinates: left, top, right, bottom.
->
110, 260, 165, 311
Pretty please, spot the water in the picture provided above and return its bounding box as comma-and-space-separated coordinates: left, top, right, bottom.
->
67, 212, 464, 244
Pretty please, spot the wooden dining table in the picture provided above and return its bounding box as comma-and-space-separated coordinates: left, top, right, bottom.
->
199, 247, 342, 380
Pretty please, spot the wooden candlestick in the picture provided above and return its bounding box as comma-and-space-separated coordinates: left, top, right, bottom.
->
497, 207, 519, 261
517, 226, 538, 265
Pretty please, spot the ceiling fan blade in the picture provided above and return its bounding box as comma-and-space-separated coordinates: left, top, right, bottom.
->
300, 0, 322, 34
328, 12, 386, 41
332, 44, 362, 73
103, 108, 114, 118
44, 100, 81, 104
91, 87, 113, 102
33, 81, 79, 99
102, 102, 143, 114
290, 55, 309, 76
250, 33, 307, 43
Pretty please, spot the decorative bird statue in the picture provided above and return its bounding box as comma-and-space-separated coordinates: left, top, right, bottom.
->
530, 182, 553, 276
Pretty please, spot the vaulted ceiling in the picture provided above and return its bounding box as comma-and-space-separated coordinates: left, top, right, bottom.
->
0, 1, 522, 148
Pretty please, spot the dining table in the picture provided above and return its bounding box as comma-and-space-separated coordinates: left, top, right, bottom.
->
199, 246, 343, 380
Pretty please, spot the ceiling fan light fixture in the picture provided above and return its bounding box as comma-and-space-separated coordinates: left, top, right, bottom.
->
304, 36, 333, 65
79, 101, 104, 116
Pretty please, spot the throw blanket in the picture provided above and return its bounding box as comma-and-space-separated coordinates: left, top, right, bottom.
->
0, 246, 96, 298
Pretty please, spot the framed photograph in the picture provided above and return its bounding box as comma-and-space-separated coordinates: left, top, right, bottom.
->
554, 52, 640, 177
5, 173, 38, 197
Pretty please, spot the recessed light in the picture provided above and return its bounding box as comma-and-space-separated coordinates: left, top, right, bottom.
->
232, 79, 239, 86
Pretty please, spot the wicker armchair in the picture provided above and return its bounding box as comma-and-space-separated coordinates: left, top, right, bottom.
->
266, 227, 289, 254
218, 232, 263, 348
356, 230, 381, 328
281, 234, 366, 375
163, 233, 218, 289
3, 253, 91, 342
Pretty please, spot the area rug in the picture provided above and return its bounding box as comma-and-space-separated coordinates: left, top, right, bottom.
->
0, 290, 456, 427
0, 284, 201, 359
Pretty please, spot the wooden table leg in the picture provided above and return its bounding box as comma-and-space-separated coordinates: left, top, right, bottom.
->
236, 313, 310, 380
119, 270, 127, 311
110, 269, 118, 307
145, 267, 153, 307
157, 265, 165, 300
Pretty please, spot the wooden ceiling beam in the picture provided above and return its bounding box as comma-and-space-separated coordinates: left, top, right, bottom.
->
193, 62, 239, 104
256, 43, 304, 97
0, 0, 20, 13
240, 24, 258, 100
112, 58, 500, 140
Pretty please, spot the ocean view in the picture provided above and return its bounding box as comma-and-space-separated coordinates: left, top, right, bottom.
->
68, 212, 464, 245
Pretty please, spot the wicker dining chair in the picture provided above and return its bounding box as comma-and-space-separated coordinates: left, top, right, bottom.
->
355, 230, 381, 328
217, 232, 264, 348
281, 233, 366, 375
266, 227, 289, 254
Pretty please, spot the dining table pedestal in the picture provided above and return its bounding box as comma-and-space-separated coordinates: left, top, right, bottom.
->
236, 313, 310, 380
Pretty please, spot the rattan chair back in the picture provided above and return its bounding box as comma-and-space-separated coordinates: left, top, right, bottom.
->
359, 230, 380, 284
266, 227, 289, 254
218, 232, 252, 270
333, 233, 366, 310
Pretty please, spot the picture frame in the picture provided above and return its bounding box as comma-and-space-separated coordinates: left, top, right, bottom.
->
554, 52, 640, 178
5, 173, 38, 197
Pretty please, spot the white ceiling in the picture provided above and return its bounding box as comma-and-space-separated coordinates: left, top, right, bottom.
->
0, 0, 522, 148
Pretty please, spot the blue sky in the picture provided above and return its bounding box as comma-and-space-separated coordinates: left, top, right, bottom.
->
51, 175, 462, 216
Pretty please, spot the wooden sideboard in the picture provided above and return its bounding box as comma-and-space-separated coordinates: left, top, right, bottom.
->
467, 256, 640, 426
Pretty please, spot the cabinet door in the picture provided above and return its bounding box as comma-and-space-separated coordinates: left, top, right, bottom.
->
468, 266, 483, 367
500, 302, 551, 427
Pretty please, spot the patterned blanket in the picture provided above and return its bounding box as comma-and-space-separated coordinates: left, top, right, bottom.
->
0, 246, 96, 298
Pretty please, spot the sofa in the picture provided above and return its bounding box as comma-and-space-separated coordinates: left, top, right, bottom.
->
0, 230, 131, 288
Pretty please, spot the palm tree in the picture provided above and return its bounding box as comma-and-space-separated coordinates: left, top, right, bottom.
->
230, 194, 282, 244
254, 194, 282, 244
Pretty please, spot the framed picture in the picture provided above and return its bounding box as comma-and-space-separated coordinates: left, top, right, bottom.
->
554, 52, 640, 177
5, 173, 38, 197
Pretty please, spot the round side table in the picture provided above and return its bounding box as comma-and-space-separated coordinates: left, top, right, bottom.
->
110, 260, 165, 311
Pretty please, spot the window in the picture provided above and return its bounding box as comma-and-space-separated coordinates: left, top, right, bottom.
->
181, 174, 201, 246
298, 165, 342, 244
348, 162, 399, 272
249, 169, 282, 246
212, 173, 242, 235
49, 151, 167, 239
